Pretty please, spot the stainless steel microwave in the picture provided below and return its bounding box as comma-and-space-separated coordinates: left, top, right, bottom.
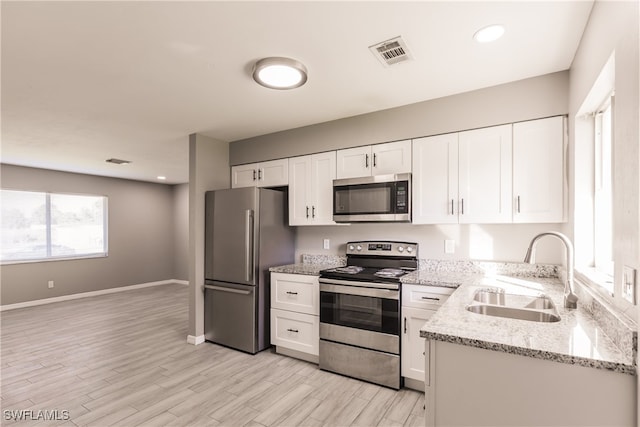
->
333, 173, 411, 222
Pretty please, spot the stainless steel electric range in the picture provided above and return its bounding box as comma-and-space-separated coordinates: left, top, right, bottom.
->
318, 240, 418, 389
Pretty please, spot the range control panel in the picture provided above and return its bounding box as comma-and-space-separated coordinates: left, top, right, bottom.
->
346, 240, 418, 257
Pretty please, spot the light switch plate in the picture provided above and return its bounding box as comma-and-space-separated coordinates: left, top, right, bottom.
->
622, 266, 636, 304
323, 239, 330, 250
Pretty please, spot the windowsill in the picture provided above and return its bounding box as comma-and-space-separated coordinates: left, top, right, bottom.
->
575, 267, 614, 296
0, 253, 108, 266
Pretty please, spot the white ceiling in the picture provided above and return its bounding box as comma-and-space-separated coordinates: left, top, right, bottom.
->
1, 1, 594, 184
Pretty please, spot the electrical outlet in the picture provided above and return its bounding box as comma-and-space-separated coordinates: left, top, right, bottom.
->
622, 266, 636, 304
48, 280, 54, 289
445, 240, 455, 254
323, 239, 330, 250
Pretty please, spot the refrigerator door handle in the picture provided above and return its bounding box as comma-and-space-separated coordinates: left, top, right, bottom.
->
204, 284, 251, 295
245, 209, 254, 282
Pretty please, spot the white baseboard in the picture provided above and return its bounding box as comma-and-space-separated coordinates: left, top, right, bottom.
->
187, 335, 205, 345
0, 279, 187, 311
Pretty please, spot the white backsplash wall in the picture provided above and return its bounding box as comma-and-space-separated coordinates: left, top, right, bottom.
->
294, 223, 566, 265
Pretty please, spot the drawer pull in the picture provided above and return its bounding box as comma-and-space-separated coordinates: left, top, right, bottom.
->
421, 296, 441, 301
286, 328, 299, 333
286, 291, 298, 295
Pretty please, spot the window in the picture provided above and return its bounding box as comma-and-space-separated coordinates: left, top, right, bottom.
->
0, 190, 108, 263
594, 98, 614, 283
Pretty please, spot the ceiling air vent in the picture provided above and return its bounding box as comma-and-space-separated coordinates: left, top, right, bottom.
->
369, 36, 413, 67
105, 158, 131, 165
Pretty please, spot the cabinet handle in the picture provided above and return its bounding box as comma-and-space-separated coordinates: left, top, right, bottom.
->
258, 169, 262, 180
312, 206, 316, 218
461, 198, 465, 215
306, 206, 309, 218
287, 328, 299, 333
253, 170, 257, 181
517, 195, 521, 213
421, 296, 441, 301
365, 154, 369, 168
285, 291, 298, 295
451, 199, 454, 215
404, 317, 407, 334
373, 153, 377, 167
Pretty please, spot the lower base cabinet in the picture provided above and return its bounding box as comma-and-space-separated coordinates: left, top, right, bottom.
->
270, 308, 319, 357
425, 340, 635, 426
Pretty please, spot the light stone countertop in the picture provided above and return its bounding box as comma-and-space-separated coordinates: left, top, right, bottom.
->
269, 254, 346, 276
417, 273, 636, 375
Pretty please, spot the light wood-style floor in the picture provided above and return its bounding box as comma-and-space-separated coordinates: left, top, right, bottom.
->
1, 284, 424, 426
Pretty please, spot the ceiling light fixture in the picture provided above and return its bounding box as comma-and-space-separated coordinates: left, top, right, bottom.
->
157, 176, 167, 181
252, 57, 307, 90
473, 24, 505, 43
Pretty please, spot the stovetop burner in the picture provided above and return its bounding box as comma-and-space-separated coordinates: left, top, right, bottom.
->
374, 268, 406, 278
332, 266, 364, 274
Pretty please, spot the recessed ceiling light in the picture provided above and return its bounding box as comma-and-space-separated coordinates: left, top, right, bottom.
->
252, 57, 308, 90
473, 24, 505, 43
157, 176, 167, 181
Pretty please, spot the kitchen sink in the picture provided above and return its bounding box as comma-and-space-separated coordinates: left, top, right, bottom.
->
466, 288, 561, 323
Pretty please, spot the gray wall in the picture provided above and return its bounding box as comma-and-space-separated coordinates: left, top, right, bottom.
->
230, 71, 569, 165
172, 183, 189, 281
1, 164, 176, 305
229, 71, 570, 265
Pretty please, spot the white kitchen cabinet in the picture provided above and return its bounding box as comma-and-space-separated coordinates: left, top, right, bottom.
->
336, 140, 411, 179
425, 340, 635, 427
458, 124, 513, 223
412, 125, 512, 224
412, 133, 459, 224
288, 152, 336, 226
401, 284, 454, 388
231, 158, 288, 188
270, 272, 320, 363
513, 116, 566, 223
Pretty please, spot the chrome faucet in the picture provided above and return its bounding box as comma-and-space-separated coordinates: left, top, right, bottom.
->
524, 231, 578, 309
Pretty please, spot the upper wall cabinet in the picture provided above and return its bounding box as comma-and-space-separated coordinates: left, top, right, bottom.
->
512, 116, 566, 223
336, 140, 412, 179
413, 125, 512, 224
231, 159, 289, 188
288, 152, 337, 226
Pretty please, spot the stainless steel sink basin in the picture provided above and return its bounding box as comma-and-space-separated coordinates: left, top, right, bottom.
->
466, 288, 561, 323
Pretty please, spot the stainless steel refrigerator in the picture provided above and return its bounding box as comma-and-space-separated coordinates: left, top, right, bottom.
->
204, 187, 295, 354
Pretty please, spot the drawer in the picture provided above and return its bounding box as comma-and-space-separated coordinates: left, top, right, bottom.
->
271, 273, 319, 315
270, 308, 319, 356
402, 284, 454, 310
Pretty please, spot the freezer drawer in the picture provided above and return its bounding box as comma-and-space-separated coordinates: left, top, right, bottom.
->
204, 281, 258, 354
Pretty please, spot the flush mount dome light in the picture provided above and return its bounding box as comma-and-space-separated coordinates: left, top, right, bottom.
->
252, 57, 307, 90
473, 24, 505, 43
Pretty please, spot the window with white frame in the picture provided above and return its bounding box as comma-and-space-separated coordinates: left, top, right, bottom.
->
593, 97, 614, 290
0, 190, 108, 263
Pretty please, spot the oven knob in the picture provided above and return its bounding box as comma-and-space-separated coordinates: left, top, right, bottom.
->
356, 245, 362, 251
407, 247, 413, 253
398, 246, 404, 253
348, 245, 355, 251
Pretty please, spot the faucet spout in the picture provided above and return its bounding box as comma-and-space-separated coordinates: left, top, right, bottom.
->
524, 231, 578, 309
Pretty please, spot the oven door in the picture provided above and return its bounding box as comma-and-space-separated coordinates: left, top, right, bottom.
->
319, 281, 399, 335
332, 174, 410, 222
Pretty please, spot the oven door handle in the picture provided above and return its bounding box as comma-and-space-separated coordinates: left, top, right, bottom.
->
319, 282, 399, 300
319, 278, 399, 291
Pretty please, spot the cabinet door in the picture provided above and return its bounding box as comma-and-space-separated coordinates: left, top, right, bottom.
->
271, 308, 319, 356
310, 151, 337, 225
458, 125, 513, 223
513, 116, 565, 223
412, 134, 459, 224
372, 140, 412, 175
271, 272, 319, 315
288, 156, 312, 225
402, 306, 432, 382
336, 146, 371, 179
258, 158, 288, 187
231, 164, 257, 188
